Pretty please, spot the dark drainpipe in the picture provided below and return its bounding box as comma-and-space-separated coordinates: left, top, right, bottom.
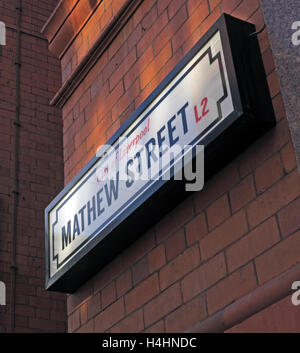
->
10, 0, 22, 333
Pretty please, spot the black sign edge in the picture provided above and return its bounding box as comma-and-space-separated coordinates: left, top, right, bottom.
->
44, 13, 275, 293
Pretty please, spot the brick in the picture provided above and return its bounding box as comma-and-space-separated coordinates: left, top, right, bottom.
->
272, 94, 286, 122
155, 197, 194, 243
147, 47, 183, 91
29, 297, 55, 310
134, 0, 156, 23
91, 74, 104, 100
68, 309, 80, 333
257, 26, 270, 54
144, 320, 165, 333
200, 210, 248, 260
67, 281, 93, 314
63, 111, 74, 134
255, 154, 284, 193
194, 163, 240, 213
94, 298, 125, 332
79, 303, 88, 325
247, 170, 300, 228
229, 175, 256, 212
102, 1, 113, 27
267, 70, 281, 98
119, 101, 136, 125
105, 80, 125, 115
125, 274, 160, 314
79, 89, 91, 113
248, 7, 268, 36
200, 6, 221, 35
16, 284, 35, 296
36, 308, 50, 320
84, 82, 110, 123
168, 0, 186, 19
157, 0, 172, 15
87, 292, 101, 320
226, 217, 280, 272
86, 113, 112, 151
106, 119, 120, 140
209, 0, 222, 10
185, 212, 208, 245
141, 3, 158, 29
15, 315, 29, 329
29, 318, 58, 332
165, 295, 207, 333
125, 46, 154, 89
51, 309, 67, 323
135, 84, 153, 107
13, 326, 37, 334
165, 228, 186, 260
262, 47, 275, 76
144, 283, 182, 327
140, 42, 173, 89
15, 305, 35, 318
116, 270, 132, 298
101, 282, 116, 309
172, 0, 209, 53
92, 256, 124, 293
187, 0, 205, 15
159, 244, 201, 290
123, 229, 155, 268
226, 296, 300, 333
206, 263, 257, 315
74, 111, 97, 145
132, 257, 149, 285
109, 48, 137, 90
128, 24, 144, 52
153, 5, 187, 55
231, 0, 260, 20
255, 230, 300, 284
108, 21, 133, 60
137, 11, 167, 54
280, 143, 297, 173
237, 119, 290, 177
111, 0, 124, 17
111, 79, 140, 122
76, 319, 94, 333
206, 194, 231, 230
181, 252, 227, 302
148, 245, 166, 273
111, 309, 144, 333
182, 27, 202, 55
277, 197, 300, 238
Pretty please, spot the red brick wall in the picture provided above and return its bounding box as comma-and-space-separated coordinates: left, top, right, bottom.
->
0, 0, 66, 332
226, 296, 300, 333
56, 0, 300, 332
60, 0, 128, 84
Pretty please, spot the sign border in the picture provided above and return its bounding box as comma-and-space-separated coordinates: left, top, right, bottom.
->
51, 44, 229, 273
45, 14, 275, 292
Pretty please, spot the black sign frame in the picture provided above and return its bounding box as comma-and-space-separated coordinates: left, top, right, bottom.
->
45, 14, 275, 293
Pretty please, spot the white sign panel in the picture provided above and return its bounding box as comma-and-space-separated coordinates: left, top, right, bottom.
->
47, 30, 234, 285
